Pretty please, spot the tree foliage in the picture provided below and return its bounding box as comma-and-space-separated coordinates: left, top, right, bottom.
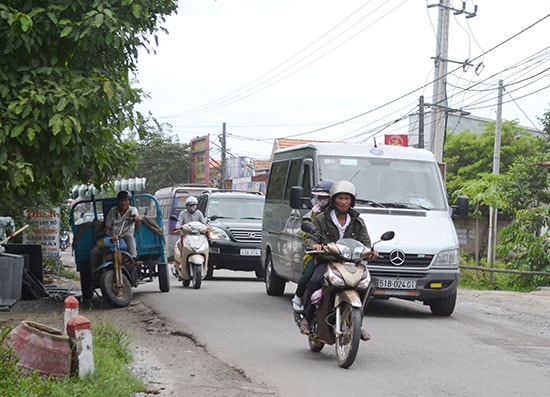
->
0, 0, 178, 213
133, 125, 191, 194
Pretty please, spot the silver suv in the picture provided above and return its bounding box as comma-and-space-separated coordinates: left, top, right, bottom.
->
197, 190, 265, 279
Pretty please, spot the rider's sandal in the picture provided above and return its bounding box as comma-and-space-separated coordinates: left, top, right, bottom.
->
360, 329, 371, 341
299, 319, 310, 335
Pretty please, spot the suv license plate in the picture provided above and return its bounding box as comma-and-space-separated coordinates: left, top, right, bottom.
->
378, 278, 416, 289
240, 249, 261, 256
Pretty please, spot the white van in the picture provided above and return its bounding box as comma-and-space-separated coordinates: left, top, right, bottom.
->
261, 142, 468, 316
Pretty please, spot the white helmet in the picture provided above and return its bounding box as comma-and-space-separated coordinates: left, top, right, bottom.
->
185, 196, 198, 206
330, 180, 356, 207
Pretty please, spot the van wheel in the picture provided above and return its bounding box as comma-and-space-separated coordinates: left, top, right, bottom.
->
255, 264, 265, 280
429, 291, 456, 316
265, 253, 285, 296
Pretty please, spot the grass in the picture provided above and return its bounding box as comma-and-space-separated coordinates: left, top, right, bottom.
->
0, 320, 146, 397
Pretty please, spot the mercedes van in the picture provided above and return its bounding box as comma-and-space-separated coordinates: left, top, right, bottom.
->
261, 142, 468, 316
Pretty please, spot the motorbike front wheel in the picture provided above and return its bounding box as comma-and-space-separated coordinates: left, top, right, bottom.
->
335, 303, 362, 369
191, 264, 202, 289
99, 269, 133, 308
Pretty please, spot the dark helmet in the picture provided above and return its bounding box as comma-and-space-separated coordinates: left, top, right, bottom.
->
116, 190, 132, 201
330, 180, 356, 207
311, 179, 335, 196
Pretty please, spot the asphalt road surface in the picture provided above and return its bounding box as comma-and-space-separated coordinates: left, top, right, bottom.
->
133, 269, 550, 397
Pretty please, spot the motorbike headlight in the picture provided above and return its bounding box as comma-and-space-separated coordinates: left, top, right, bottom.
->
432, 249, 460, 268
357, 269, 371, 290
209, 226, 229, 241
325, 266, 345, 287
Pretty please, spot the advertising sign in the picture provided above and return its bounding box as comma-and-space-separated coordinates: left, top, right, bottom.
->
190, 135, 210, 185
22, 208, 60, 258
384, 134, 409, 146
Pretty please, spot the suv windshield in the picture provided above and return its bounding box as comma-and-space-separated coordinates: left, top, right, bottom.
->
208, 197, 264, 220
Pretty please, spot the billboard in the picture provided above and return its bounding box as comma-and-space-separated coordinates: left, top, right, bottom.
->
384, 134, 409, 146
190, 135, 210, 185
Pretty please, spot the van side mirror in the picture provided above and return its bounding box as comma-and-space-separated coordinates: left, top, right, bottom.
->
452, 195, 469, 218
290, 186, 312, 209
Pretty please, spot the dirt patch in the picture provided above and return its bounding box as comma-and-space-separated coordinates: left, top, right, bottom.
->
2, 275, 278, 397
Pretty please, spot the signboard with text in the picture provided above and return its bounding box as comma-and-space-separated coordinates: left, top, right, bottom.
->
190, 135, 210, 185
384, 134, 409, 147
22, 208, 60, 258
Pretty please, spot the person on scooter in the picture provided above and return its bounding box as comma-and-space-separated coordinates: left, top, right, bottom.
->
176, 196, 206, 228
301, 180, 378, 340
291, 179, 334, 314
104, 190, 141, 259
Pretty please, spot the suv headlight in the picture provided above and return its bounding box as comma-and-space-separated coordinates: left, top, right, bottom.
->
432, 249, 460, 268
209, 226, 230, 241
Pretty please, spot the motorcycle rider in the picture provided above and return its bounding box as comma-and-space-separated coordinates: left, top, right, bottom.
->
104, 190, 141, 259
176, 196, 206, 228
301, 180, 378, 340
291, 179, 334, 314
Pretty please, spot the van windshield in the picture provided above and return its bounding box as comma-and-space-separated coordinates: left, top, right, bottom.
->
319, 156, 447, 210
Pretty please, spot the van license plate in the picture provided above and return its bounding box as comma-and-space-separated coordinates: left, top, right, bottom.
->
240, 249, 261, 256
378, 278, 416, 289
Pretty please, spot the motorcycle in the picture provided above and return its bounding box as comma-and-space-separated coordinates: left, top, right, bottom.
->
70, 193, 170, 308
60, 230, 70, 251
171, 217, 209, 289
297, 221, 394, 368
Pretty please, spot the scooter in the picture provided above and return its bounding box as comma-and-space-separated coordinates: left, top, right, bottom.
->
298, 221, 394, 369
60, 230, 70, 251
172, 220, 209, 289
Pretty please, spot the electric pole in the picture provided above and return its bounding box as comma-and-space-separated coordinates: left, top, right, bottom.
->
220, 122, 227, 189
427, 0, 477, 162
487, 80, 504, 282
419, 95, 425, 148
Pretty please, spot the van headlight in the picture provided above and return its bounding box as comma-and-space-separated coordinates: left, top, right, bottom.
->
432, 249, 459, 268
209, 226, 229, 241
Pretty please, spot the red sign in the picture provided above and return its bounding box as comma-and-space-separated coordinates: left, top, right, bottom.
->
384, 134, 408, 146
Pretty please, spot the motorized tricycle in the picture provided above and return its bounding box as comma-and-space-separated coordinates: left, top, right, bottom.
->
70, 193, 170, 307
298, 221, 394, 368
171, 216, 209, 289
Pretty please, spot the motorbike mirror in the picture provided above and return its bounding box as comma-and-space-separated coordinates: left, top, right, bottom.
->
380, 231, 395, 241
301, 221, 317, 234
169, 215, 178, 222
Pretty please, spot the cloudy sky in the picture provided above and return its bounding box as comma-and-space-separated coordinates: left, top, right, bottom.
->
136, 0, 550, 159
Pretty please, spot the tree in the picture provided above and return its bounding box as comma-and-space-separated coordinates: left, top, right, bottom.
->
133, 125, 191, 194
0, 1, 178, 213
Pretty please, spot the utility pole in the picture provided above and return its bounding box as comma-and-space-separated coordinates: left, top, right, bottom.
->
419, 95, 425, 148
427, 0, 477, 162
487, 80, 504, 283
220, 122, 227, 189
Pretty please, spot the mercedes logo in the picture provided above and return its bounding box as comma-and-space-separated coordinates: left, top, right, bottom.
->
389, 249, 405, 266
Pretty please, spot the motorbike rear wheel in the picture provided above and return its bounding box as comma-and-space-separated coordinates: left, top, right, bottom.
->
191, 264, 202, 289
99, 269, 133, 308
335, 303, 362, 369
308, 336, 325, 352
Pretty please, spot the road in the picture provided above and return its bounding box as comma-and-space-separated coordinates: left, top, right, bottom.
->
124, 270, 550, 397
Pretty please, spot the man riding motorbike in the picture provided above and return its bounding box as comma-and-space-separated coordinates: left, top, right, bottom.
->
301, 180, 378, 340
176, 196, 206, 227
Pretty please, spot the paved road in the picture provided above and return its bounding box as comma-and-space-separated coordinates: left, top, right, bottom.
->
135, 270, 550, 397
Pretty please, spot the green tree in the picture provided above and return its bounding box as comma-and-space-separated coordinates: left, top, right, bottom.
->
445, 120, 542, 202
0, 1, 178, 213
133, 125, 191, 194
